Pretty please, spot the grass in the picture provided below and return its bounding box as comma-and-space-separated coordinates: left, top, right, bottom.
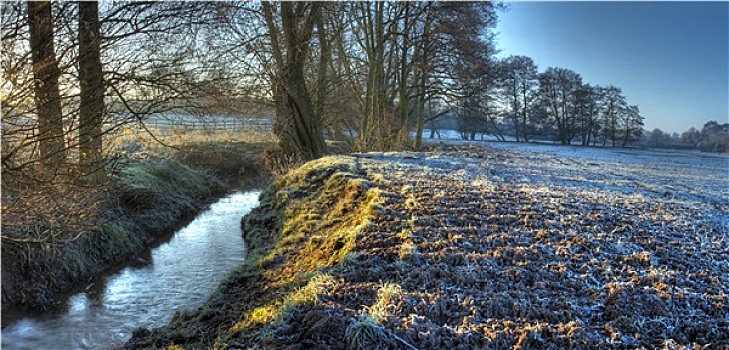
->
337, 252, 360, 270
118, 144, 729, 349
345, 314, 391, 350
398, 242, 417, 260
398, 218, 418, 259
115, 161, 225, 233
367, 282, 403, 321
3, 125, 274, 311
231, 272, 336, 334
108, 124, 276, 158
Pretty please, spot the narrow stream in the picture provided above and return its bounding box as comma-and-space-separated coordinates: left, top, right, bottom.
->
1, 191, 260, 350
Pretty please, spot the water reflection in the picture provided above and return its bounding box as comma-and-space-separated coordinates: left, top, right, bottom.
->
1, 191, 259, 350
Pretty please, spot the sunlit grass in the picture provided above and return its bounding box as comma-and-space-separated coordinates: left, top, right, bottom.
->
212, 158, 386, 348
280, 273, 334, 319
367, 282, 402, 321
398, 242, 417, 260
110, 125, 275, 147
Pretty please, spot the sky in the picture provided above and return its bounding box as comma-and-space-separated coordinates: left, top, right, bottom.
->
495, 1, 728, 134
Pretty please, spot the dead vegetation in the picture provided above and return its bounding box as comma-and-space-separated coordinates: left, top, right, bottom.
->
122, 145, 728, 349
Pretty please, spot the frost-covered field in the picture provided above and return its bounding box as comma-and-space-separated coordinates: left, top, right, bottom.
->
123, 143, 728, 349
481, 141, 729, 210
349, 143, 728, 348
369, 144, 727, 348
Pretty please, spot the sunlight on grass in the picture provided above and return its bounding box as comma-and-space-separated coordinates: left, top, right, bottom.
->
214, 158, 389, 348
367, 282, 403, 321
346, 281, 417, 350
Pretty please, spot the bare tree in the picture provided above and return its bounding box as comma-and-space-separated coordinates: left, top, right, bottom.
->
262, 1, 326, 160
618, 104, 643, 147
422, 2, 500, 145
597, 85, 626, 147
574, 84, 601, 146
501, 55, 538, 142
326, 2, 500, 150
539, 67, 582, 145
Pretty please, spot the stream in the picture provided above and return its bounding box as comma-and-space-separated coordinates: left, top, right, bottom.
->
1, 191, 260, 350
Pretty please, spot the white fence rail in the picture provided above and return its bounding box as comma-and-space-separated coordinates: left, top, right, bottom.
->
143, 114, 273, 136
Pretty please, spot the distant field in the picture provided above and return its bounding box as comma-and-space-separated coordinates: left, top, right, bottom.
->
480, 141, 728, 208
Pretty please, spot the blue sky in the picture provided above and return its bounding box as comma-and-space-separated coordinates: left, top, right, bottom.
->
495, 1, 728, 133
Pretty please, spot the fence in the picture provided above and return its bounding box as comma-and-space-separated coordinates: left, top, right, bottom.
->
143, 114, 274, 136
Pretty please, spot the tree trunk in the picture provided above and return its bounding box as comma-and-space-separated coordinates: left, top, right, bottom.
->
511, 92, 520, 142
372, 2, 386, 150
78, 1, 106, 183
27, 1, 65, 167
521, 84, 530, 142
397, 5, 411, 147
413, 70, 427, 149
313, 6, 330, 124
412, 13, 432, 150
263, 2, 326, 160
272, 79, 325, 159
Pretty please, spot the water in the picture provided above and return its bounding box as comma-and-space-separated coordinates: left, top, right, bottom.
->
1, 191, 260, 350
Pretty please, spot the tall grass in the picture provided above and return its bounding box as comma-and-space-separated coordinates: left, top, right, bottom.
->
115, 161, 225, 233
111, 160, 225, 240
4, 123, 268, 310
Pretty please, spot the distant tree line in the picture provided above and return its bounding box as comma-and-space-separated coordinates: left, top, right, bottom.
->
643, 121, 729, 153
450, 54, 645, 148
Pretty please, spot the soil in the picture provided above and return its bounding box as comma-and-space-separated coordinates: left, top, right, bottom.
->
122, 144, 728, 350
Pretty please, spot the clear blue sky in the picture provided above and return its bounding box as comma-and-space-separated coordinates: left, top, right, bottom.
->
495, 1, 728, 134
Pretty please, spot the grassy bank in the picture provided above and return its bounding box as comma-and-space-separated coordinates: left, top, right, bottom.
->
1, 160, 225, 310
121, 145, 728, 349
122, 156, 388, 349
